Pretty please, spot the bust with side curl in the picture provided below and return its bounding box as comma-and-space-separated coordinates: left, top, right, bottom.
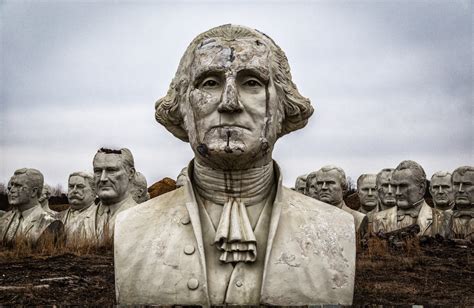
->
114, 24, 356, 306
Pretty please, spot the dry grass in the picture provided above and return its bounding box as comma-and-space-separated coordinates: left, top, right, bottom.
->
0, 227, 113, 260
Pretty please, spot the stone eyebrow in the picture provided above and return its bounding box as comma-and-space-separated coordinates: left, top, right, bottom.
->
236, 67, 270, 83
192, 66, 226, 87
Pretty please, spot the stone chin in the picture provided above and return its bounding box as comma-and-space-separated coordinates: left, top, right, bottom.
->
193, 126, 273, 167
455, 197, 472, 209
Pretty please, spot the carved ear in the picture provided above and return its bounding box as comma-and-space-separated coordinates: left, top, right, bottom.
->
128, 167, 136, 181
31, 187, 39, 199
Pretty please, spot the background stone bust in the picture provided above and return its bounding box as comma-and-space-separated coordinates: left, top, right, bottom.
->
452, 166, 474, 210
429, 171, 453, 210
130, 172, 150, 204
392, 160, 427, 209
7, 168, 44, 210
306, 165, 347, 205
357, 174, 378, 212
93, 147, 136, 205
294, 174, 308, 195
376, 168, 396, 210
67, 171, 96, 210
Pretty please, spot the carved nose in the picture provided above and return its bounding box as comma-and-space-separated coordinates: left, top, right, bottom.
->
388, 184, 393, 194
321, 182, 328, 190
458, 182, 464, 192
100, 170, 107, 182
395, 185, 401, 195
218, 79, 243, 113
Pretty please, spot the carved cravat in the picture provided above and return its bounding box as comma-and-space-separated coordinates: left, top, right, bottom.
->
193, 160, 274, 263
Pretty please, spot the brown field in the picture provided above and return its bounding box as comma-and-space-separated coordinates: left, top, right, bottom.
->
0, 237, 472, 305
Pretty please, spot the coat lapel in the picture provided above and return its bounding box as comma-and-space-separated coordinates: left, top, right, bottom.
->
261, 162, 284, 295
184, 162, 210, 307
0, 211, 15, 241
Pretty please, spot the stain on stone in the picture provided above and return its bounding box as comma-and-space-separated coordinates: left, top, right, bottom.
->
197, 143, 209, 157
229, 47, 235, 62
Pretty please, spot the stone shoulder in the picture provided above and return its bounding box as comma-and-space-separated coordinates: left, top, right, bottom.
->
116, 187, 186, 229
281, 187, 355, 225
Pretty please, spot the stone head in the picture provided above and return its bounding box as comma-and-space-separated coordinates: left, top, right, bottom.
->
155, 24, 313, 170
307, 165, 347, 206
452, 166, 474, 210
357, 174, 378, 211
392, 160, 426, 209
294, 174, 308, 195
38, 184, 52, 205
68, 171, 96, 210
93, 148, 135, 205
7, 168, 44, 210
131, 172, 150, 204
429, 171, 453, 210
376, 168, 396, 209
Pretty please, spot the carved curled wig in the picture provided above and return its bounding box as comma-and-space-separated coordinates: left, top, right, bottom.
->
155, 24, 314, 142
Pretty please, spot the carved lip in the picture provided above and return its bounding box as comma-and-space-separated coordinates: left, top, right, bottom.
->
211, 124, 250, 131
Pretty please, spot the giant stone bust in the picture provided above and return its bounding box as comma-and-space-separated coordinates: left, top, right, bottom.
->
114, 24, 356, 306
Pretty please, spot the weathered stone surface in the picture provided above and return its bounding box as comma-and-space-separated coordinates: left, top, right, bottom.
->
93, 148, 137, 239
115, 24, 355, 306
1, 168, 63, 246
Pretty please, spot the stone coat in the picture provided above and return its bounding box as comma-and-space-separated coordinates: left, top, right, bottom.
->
341, 202, 368, 237
58, 203, 98, 242
372, 200, 432, 235
114, 165, 356, 306
0, 204, 63, 245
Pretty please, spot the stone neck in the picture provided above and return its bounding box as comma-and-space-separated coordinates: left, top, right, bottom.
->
192, 159, 275, 206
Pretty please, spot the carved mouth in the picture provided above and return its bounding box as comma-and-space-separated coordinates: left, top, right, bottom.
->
211, 124, 250, 131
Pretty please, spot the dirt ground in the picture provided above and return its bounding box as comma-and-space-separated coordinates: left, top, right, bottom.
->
0, 240, 472, 305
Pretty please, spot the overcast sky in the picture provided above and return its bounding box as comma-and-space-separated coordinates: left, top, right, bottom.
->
1, 0, 472, 190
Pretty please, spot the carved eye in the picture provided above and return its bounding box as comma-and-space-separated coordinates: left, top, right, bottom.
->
243, 79, 262, 87
200, 78, 220, 88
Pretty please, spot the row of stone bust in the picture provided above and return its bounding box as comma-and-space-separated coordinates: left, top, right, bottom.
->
0, 147, 150, 246
293, 161, 473, 240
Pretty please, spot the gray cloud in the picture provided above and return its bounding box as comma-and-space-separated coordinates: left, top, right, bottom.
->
1, 1, 472, 189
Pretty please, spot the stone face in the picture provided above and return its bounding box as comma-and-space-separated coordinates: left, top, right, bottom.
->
1, 168, 63, 246
372, 160, 432, 236
450, 166, 474, 240
130, 172, 150, 204
357, 174, 379, 225
376, 168, 397, 210
115, 24, 355, 306
59, 171, 98, 242
39, 184, 55, 215
93, 148, 137, 239
357, 174, 379, 214
430, 171, 454, 210
294, 174, 307, 195
307, 165, 367, 234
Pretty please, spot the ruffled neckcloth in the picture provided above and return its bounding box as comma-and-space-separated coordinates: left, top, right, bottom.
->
193, 159, 274, 263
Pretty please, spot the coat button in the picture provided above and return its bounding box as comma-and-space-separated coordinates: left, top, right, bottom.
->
180, 216, 190, 225
184, 245, 195, 255
187, 278, 199, 290
235, 280, 243, 287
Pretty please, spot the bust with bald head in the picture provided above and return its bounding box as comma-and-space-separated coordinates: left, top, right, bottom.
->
115, 24, 356, 306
